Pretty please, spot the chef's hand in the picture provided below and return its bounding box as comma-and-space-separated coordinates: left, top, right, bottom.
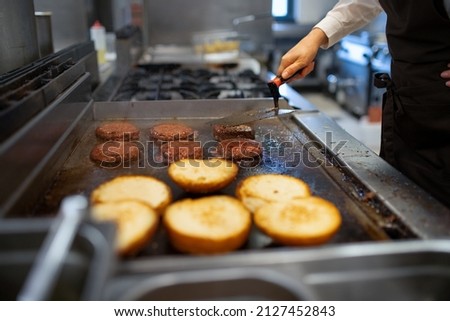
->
276, 28, 329, 82
441, 63, 450, 87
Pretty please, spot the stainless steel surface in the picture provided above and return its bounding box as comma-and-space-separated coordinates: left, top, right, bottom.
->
0, 0, 39, 74
208, 107, 295, 127
0, 59, 86, 142
0, 218, 115, 300
113, 239, 450, 300
0, 73, 93, 217
142, 0, 273, 57
34, 0, 90, 52
106, 268, 314, 301
35, 12, 54, 58
18, 195, 88, 301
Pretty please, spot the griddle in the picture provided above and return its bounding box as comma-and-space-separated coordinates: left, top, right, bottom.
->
22, 97, 440, 259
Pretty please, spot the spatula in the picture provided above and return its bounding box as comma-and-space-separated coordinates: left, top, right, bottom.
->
208, 106, 295, 127
208, 69, 304, 127
267, 68, 305, 111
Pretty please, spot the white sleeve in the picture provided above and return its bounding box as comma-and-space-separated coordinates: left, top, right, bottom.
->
314, 0, 384, 49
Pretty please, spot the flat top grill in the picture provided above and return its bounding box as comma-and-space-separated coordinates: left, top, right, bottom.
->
28, 99, 422, 259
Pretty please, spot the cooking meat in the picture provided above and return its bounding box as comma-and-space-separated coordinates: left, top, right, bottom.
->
90, 141, 140, 166
149, 123, 195, 144
212, 124, 255, 141
216, 138, 262, 161
160, 140, 203, 163
95, 121, 140, 141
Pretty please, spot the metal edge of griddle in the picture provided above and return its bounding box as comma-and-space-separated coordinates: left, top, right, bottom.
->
291, 111, 450, 239
116, 239, 450, 276
92, 98, 318, 120
0, 74, 93, 217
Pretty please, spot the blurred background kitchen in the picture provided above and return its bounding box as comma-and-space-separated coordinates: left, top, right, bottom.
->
1, 0, 390, 152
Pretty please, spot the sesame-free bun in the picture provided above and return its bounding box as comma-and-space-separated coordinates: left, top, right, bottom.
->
236, 174, 311, 213
91, 175, 172, 214
163, 195, 251, 254
168, 158, 238, 193
253, 197, 342, 246
91, 200, 159, 256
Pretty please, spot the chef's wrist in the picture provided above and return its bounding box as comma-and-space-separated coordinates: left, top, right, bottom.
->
309, 27, 329, 49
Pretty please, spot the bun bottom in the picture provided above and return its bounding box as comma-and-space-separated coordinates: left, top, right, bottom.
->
163, 196, 251, 254
254, 197, 342, 246
91, 200, 159, 256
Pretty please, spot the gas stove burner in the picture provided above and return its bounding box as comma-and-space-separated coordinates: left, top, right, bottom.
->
113, 64, 271, 102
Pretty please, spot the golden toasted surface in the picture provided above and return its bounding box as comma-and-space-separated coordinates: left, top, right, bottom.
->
91, 175, 172, 214
236, 174, 311, 213
91, 200, 159, 256
163, 195, 251, 254
254, 197, 342, 246
168, 158, 238, 193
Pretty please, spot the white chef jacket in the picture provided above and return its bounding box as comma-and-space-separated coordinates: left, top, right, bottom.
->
315, 0, 450, 49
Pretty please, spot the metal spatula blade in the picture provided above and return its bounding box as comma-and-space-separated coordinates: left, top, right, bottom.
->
208, 107, 294, 127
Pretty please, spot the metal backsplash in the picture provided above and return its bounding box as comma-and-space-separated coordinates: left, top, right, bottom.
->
142, 0, 273, 55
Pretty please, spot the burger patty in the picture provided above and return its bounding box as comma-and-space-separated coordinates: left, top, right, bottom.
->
90, 141, 140, 166
149, 123, 195, 144
212, 124, 255, 141
160, 141, 203, 163
216, 138, 262, 161
95, 121, 140, 141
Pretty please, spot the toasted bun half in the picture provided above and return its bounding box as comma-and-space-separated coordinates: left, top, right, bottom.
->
91, 201, 159, 256
236, 174, 311, 213
163, 195, 251, 254
168, 158, 238, 193
254, 197, 342, 246
91, 175, 172, 214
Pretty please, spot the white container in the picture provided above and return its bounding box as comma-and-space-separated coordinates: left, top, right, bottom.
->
90, 20, 106, 65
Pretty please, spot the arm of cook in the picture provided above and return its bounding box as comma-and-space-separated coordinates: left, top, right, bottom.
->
277, 0, 383, 81
314, 0, 383, 49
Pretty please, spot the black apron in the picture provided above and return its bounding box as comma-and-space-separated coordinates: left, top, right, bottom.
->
377, 0, 450, 207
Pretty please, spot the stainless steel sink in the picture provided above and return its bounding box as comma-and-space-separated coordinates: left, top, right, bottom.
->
105, 268, 315, 300
295, 241, 450, 300
109, 240, 450, 300
0, 219, 115, 300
